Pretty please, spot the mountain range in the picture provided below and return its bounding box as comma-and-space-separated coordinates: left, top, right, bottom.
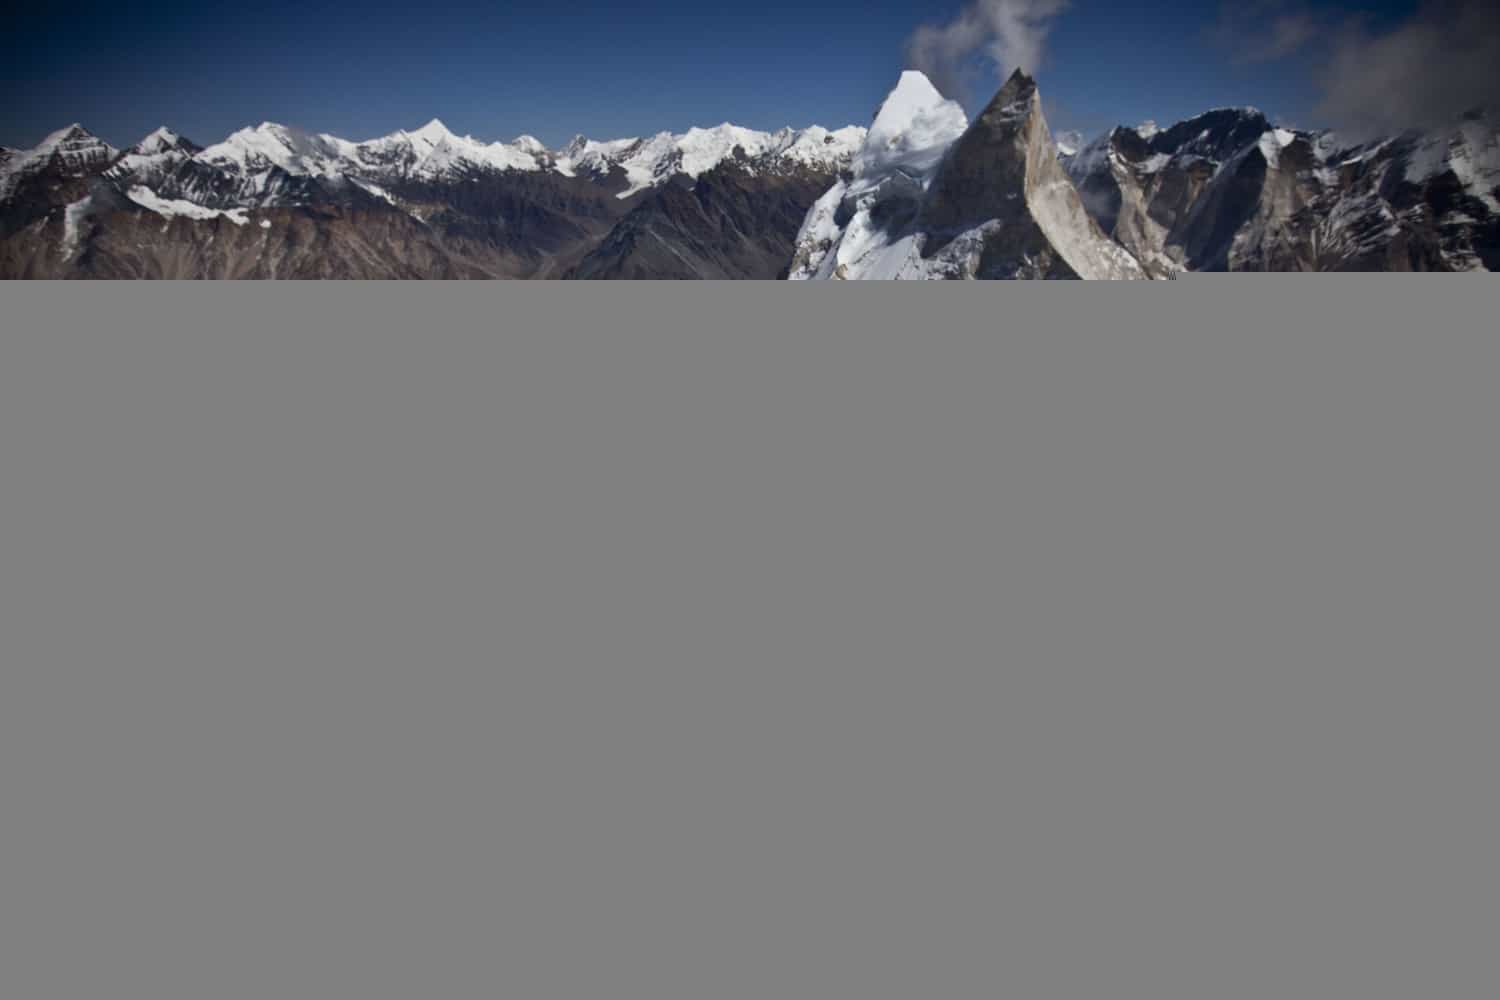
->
3, 71, 1496, 278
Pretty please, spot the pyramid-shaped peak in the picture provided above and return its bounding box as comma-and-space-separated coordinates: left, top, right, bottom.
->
1140, 107, 1274, 158
410, 119, 454, 144
878, 71, 952, 122
981, 69, 1042, 122
132, 126, 197, 156
869, 70, 967, 139
33, 123, 117, 162
38, 123, 95, 147
1004, 67, 1037, 89
892, 70, 945, 100
854, 70, 969, 185
919, 63, 1146, 279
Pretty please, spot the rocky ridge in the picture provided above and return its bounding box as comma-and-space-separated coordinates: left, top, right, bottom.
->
790, 70, 1145, 280
0, 117, 866, 278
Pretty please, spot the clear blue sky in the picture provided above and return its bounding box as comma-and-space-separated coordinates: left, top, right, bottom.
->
3, 1, 1424, 150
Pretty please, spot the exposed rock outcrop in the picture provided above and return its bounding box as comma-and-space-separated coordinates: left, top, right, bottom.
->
790, 70, 1147, 280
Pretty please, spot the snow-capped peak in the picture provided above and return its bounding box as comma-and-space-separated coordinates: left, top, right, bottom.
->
106, 126, 202, 185
674, 123, 777, 176
869, 72, 956, 137
128, 126, 197, 157
552, 122, 864, 198
772, 125, 868, 168
512, 135, 548, 156
31, 123, 117, 160
416, 131, 547, 177
7, 108, 866, 214
136, 127, 179, 153
408, 118, 454, 147
851, 70, 968, 192
787, 71, 970, 280
553, 135, 641, 178
35, 123, 88, 145
196, 122, 348, 177
791, 69, 1145, 282
0, 123, 118, 199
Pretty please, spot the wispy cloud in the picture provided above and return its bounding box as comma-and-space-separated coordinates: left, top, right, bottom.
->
1316, 0, 1500, 136
1247, 11, 1320, 62
1210, 1, 1325, 65
1212, 1, 1499, 135
903, 0, 1071, 101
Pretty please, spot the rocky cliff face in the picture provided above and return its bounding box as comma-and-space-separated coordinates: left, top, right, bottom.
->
790, 70, 1146, 280
920, 71, 1146, 279
1064, 108, 1500, 273
568, 164, 835, 279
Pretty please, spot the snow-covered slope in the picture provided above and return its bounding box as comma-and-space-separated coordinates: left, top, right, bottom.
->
789, 71, 969, 279
791, 70, 1146, 280
335, 119, 551, 180
196, 122, 351, 178
1312, 111, 1500, 271
132, 126, 195, 157
174, 119, 555, 204
555, 123, 865, 198
1401, 113, 1500, 211
94, 116, 864, 213
850, 71, 969, 195
172, 118, 864, 196
106, 127, 202, 187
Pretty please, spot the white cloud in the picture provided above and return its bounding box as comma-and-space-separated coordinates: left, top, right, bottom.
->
1210, 1, 1324, 65
904, 0, 1071, 100
1316, 1, 1500, 135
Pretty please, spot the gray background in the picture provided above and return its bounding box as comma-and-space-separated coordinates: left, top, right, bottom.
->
1, 279, 1495, 1000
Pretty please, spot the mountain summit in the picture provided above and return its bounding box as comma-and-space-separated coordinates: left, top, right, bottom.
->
0, 124, 117, 201
791, 69, 1146, 279
128, 127, 199, 157
922, 69, 1146, 279
787, 71, 970, 280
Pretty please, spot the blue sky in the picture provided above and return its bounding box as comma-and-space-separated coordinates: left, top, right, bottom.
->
0, 1, 1446, 150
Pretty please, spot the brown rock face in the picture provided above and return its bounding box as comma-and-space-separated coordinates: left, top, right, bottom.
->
567, 164, 835, 280
920, 70, 1147, 280
1065, 106, 1500, 273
